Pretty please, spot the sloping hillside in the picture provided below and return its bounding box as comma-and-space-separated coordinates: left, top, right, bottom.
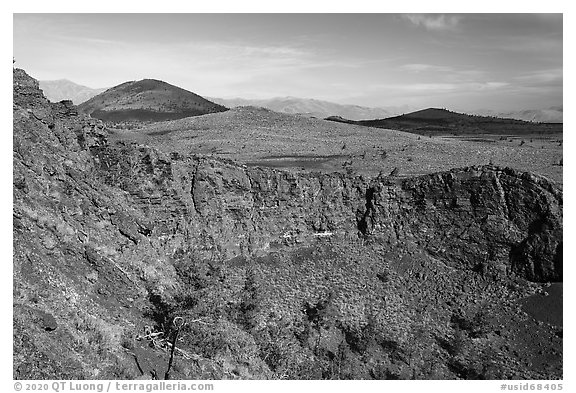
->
78, 79, 227, 124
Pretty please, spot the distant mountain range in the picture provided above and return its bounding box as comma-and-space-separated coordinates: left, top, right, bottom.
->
39, 78, 563, 124
207, 96, 408, 121
77, 79, 227, 123
474, 107, 563, 124
326, 108, 563, 136
39, 79, 106, 104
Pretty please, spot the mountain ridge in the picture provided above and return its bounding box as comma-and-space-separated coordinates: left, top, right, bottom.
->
207, 96, 405, 120
474, 107, 563, 124
39, 78, 562, 123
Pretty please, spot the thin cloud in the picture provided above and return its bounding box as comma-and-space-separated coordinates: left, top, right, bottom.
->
401, 64, 454, 73
373, 81, 510, 94
482, 82, 510, 89
398, 64, 490, 85
402, 14, 462, 31
514, 68, 563, 85
402, 83, 459, 92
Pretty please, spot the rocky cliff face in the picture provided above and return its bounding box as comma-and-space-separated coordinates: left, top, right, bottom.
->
365, 168, 562, 282
89, 127, 562, 282
13, 68, 563, 380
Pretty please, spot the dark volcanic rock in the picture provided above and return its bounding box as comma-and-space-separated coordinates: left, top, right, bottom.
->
39, 310, 58, 331
359, 167, 562, 282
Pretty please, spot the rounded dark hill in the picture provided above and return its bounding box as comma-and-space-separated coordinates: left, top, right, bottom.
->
383, 108, 513, 125
77, 78, 227, 123
394, 108, 470, 121
326, 107, 563, 137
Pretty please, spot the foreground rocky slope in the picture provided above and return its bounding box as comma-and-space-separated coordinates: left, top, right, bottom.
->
13, 69, 562, 379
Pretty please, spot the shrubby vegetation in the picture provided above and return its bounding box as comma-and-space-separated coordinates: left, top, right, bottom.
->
135, 240, 532, 380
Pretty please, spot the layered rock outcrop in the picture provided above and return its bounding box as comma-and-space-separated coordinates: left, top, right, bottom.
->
365, 168, 562, 282
90, 139, 562, 283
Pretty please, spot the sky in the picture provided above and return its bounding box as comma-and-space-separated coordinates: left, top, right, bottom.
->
13, 13, 563, 112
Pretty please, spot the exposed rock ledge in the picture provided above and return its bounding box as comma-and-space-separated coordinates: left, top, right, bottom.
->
94, 146, 561, 282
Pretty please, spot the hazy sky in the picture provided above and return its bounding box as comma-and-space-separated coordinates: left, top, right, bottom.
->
13, 13, 562, 111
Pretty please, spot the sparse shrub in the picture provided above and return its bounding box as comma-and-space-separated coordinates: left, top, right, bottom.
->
120, 329, 135, 350
446, 342, 499, 380
450, 309, 491, 339
109, 356, 137, 379
376, 270, 390, 283
184, 318, 261, 363
71, 311, 120, 356
437, 329, 467, 357
253, 314, 300, 375
145, 280, 178, 332
238, 267, 263, 331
